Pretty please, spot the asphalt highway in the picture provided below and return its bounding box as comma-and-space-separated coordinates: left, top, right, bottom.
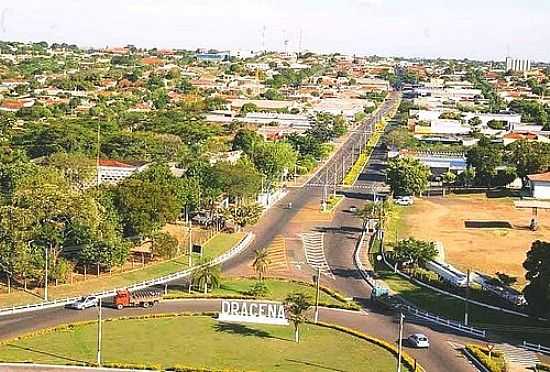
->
0, 93, 478, 372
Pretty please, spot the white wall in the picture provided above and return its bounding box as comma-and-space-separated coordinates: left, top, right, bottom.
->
532, 181, 550, 199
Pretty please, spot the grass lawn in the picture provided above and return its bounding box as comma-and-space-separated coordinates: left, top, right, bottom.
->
168, 277, 353, 308
0, 233, 245, 309
0, 316, 406, 372
379, 271, 550, 343
198, 232, 245, 261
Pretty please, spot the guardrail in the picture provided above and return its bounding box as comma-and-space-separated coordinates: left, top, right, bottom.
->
0, 233, 255, 317
522, 341, 550, 355
378, 231, 542, 320
400, 304, 486, 338
353, 229, 377, 288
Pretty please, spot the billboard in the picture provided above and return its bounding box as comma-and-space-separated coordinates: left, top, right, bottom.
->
218, 300, 288, 325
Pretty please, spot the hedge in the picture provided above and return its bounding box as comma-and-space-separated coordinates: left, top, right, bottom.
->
314, 321, 425, 372
465, 344, 506, 372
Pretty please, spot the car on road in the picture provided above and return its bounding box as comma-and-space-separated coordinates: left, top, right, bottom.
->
349, 205, 358, 213
67, 296, 99, 310
395, 196, 414, 206
407, 333, 430, 348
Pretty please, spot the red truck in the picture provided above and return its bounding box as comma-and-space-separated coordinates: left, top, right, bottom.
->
113, 289, 161, 310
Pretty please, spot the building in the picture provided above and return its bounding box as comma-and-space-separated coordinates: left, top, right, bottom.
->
98, 160, 149, 185
196, 51, 230, 63
528, 172, 550, 199
505, 57, 531, 73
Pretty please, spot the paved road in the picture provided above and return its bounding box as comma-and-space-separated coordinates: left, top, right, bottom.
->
0, 94, 477, 372
0, 299, 474, 372
221, 93, 400, 276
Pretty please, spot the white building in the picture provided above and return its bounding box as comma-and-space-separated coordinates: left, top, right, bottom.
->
505, 57, 531, 73
528, 172, 550, 199
98, 160, 149, 185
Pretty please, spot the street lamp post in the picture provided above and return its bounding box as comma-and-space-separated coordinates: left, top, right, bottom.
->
464, 268, 470, 325
44, 243, 49, 301
314, 267, 321, 323
97, 297, 102, 367
397, 312, 405, 372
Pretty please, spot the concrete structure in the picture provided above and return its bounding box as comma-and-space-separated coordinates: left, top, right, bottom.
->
505, 57, 531, 73
528, 172, 550, 199
98, 160, 149, 185
312, 98, 372, 120
196, 51, 230, 63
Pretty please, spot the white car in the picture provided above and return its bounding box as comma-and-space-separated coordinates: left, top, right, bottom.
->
395, 196, 414, 206
67, 296, 99, 310
349, 206, 358, 213
407, 333, 430, 348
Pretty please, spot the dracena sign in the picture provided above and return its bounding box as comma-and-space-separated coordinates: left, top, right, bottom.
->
218, 300, 289, 325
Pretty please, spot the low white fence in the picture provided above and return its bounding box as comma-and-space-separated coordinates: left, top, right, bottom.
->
522, 341, 550, 355
353, 229, 376, 288
378, 232, 540, 320
400, 304, 486, 338
0, 233, 255, 317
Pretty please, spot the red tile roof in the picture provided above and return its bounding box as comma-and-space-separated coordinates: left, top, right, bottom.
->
528, 172, 550, 182
99, 159, 133, 168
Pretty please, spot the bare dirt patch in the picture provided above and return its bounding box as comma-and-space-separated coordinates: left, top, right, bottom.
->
399, 195, 550, 287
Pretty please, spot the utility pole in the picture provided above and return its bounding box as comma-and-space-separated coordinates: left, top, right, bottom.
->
464, 269, 470, 325
44, 243, 49, 301
397, 313, 405, 372
97, 297, 102, 367
96, 123, 101, 187
187, 209, 192, 268
314, 267, 321, 323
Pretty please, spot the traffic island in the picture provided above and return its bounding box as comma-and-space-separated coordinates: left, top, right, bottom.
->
0, 314, 418, 371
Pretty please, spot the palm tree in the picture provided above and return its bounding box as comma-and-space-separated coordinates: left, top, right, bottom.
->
192, 260, 221, 294
252, 249, 271, 281
284, 293, 312, 343
355, 201, 378, 229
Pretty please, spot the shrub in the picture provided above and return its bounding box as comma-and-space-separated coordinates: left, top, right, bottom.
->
465, 344, 506, 372
246, 281, 270, 297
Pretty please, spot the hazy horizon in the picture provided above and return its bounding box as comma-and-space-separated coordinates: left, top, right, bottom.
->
1, 0, 549, 62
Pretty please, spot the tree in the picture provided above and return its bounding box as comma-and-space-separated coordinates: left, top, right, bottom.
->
523, 241, 550, 315
115, 164, 183, 238
253, 142, 297, 187
441, 171, 457, 196
393, 238, 438, 268
232, 129, 264, 156
355, 201, 380, 229
468, 116, 482, 127
240, 103, 258, 116
284, 293, 312, 343
507, 141, 550, 187
192, 260, 221, 294
152, 232, 179, 259
223, 203, 263, 230
460, 166, 476, 187
386, 157, 430, 196
493, 166, 517, 188
466, 136, 503, 186
252, 249, 271, 281
385, 128, 414, 150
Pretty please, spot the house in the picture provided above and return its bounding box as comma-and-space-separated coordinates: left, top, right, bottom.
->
98, 160, 149, 185
0, 98, 35, 112
503, 131, 550, 146
527, 172, 550, 199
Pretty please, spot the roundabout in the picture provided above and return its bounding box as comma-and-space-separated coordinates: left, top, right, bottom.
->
0, 312, 418, 372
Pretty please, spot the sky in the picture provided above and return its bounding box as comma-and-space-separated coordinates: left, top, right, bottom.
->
1, 0, 549, 62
